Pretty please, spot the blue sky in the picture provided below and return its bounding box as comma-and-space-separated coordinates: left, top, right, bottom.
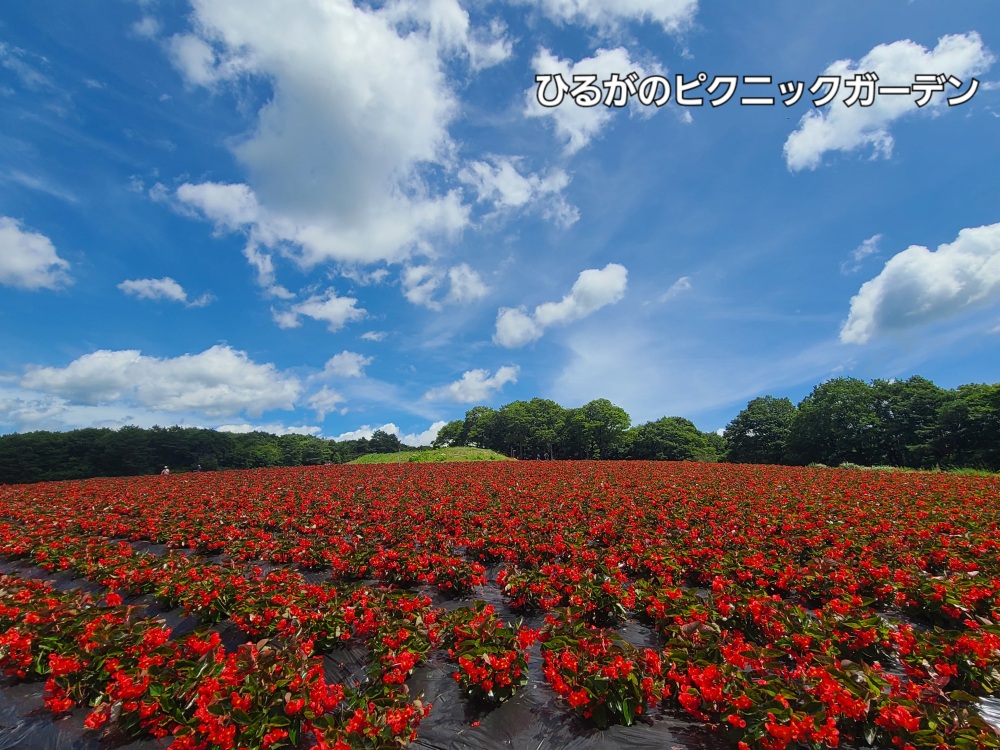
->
1, 0, 998, 444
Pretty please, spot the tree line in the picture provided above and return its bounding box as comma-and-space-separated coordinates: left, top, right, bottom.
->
723, 376, 1000, 470
0, 426, 407, 485
431, 398, 724, 461
1, 374, 997, 484
434, 377, 1000, 471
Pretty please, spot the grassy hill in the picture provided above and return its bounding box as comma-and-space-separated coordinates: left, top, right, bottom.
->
349, 447, 513, 464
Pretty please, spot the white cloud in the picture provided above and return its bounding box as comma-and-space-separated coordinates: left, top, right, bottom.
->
332, 420, 445, 446
322, 351, 373, 378
459, 156, 579, 227
402, 263, 489, 308
168, 34, 220, 88
841, 233, 882, 274
784, 33, 994, 171
841, 221, 1000, 344
132, 16, 161, 38
525, 47, 664, 154
401, 265, 442, 309
166, 0, 480, 275
376, 0, 512, 70
273, 289, 366, 332
518, 0, 697, 33
361, 330, 388, 342
494, 306, 545, 347
20, 345, 301, 418
0, 216, 72, 290
424, 365, 519, 402
401, 420, 447, 446
118, 277, 213, 307
305, 386, 345, 419
333, 423, 398, 442
175, 182, 259, 229
659, 275, 692, 301
446, 263, 489, 304
494, 263, 628, 347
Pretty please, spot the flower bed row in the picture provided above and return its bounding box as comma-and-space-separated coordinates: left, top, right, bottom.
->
0, 461, 998, 748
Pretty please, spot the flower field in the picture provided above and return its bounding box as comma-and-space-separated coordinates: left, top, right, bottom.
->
1, 461, 999, 749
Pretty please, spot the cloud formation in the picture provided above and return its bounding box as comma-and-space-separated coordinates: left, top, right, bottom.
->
20, 345, 300, 418
494, 263, 628, 347
517, 0, 697, 33
272, 289, 366, 332
401, 263, 489, 309
165, 0, 493, 281
424, 366, 519, 402
784, 33, 994, 171
322, 351, 373, 378
118, 277, 212, 307
525, 47, 663, 154
459, 156, 579, 227
841, 221, 1000, 344
0, 216, 71, 290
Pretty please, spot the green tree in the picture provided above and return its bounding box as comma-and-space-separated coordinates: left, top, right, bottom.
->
432, 420, 465, 448
871, 376, 949, 468
630, 417, 720, 461
582, 398, 631, 459
463, 406, 499, 450
724, 396, 796, 465
525, 398, 565, 459
934, 383, 1000, 470
369, 429, 402, 454
787, 378, 881, 466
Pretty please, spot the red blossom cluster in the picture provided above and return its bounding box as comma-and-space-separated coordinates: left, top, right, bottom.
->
0, 461, 998, 748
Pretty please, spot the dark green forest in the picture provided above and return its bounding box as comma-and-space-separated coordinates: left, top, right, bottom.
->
1, 375, 998, 484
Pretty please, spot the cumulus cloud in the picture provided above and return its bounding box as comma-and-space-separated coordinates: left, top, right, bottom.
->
332, 420, 442, 445
784, 33, 994, 171
375, 0, 512, 70
272, 289, 366, 332
494, 263, 628, 347
0, 216, 71, 290
446, 263, 489, 304
841, 234, 882, 274
305, 386, 345, 419
401, 420, 448, 446
361, 331, 388, 342
401, 263, 489, 309
165, 0, 489, 280
424, 366, 519, 402
118, 277, 213, 307
459, 156, 579, 227
840, 221, 1000, 344
322, 351, 373, 378
516, 0, 697, 33
525, 47, 664, 154
20, 345, 301, 418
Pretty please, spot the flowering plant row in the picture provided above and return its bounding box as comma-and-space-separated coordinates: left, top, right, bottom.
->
1, 461, 999, 748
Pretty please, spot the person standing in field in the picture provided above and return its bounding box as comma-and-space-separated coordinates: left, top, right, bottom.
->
160, 466, 170, 476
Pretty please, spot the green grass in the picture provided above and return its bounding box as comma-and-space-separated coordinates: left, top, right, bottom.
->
348, 446, 514, 464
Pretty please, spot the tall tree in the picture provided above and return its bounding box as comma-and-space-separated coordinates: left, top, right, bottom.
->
582, 398, 631, 459
526, 398, 566, 459
934, 383, 1000, 470
432, 420, 465, 448
871, 376, 949, 468
724, 396, 796, 465
630, 416, 720, 461
369, 429, 402, 454
787, 378, 881, 466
